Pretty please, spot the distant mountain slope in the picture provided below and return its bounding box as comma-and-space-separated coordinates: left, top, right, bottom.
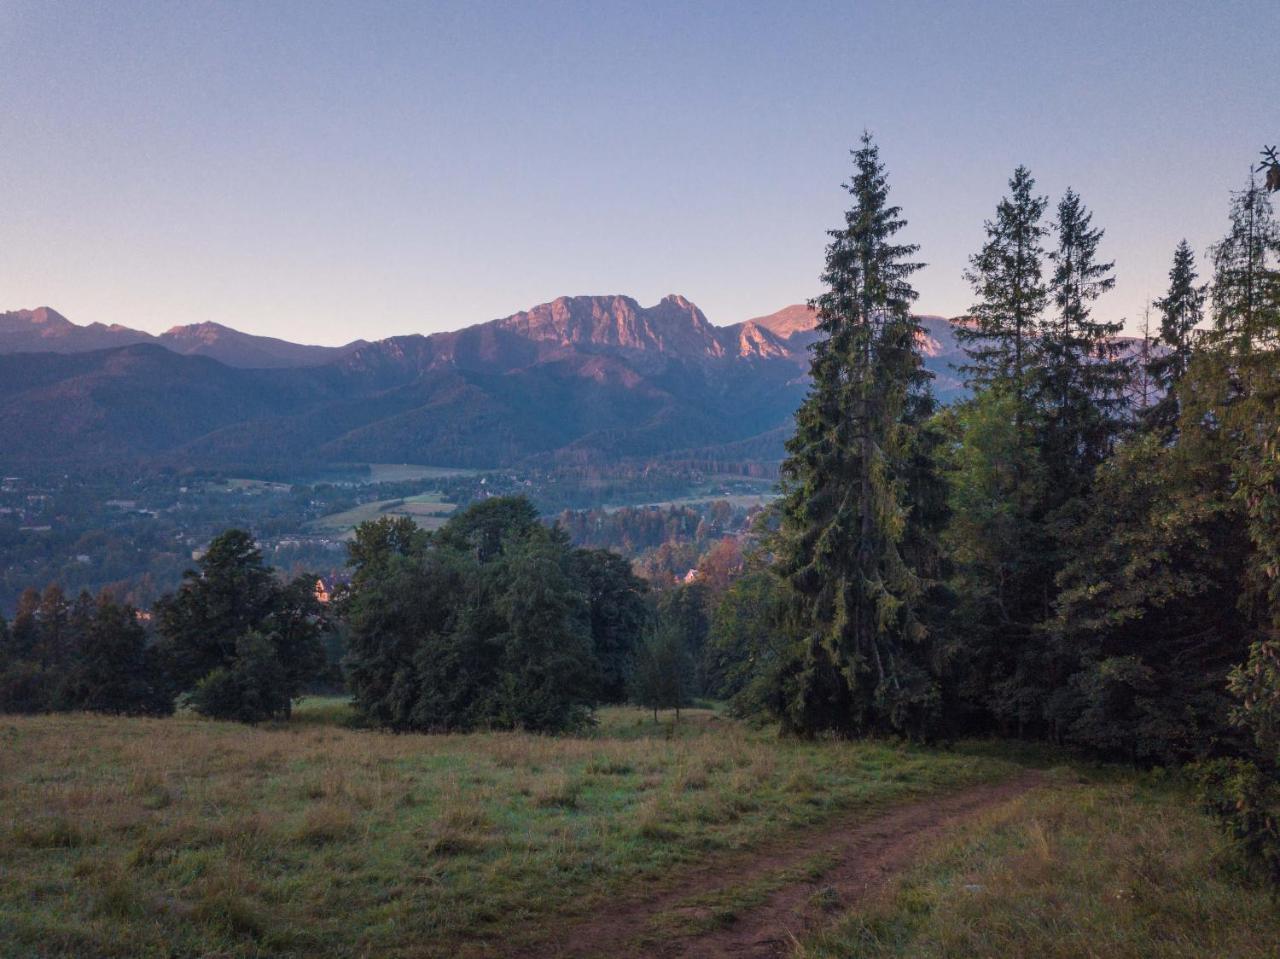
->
156, 322, 367, 368
0, 295, 972, 470
0, 345, 337, 462
745, 303, 822, 340
0, 309, 365, 369
0, 308, 154, 353
739, 303, 967, 400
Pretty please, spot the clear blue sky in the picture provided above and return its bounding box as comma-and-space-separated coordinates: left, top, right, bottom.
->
1, 0, 1271, 344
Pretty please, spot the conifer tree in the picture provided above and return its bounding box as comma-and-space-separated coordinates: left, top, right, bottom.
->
957, 165, 1049, 406
1145, 240, 1205, 432
1037, 188, 1128, 493
1210, 177, 1280, 353
1129, 307, 1157, 414
774, 133, 940, 738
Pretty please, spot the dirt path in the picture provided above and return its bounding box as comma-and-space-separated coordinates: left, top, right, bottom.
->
527, 771, 1042, 959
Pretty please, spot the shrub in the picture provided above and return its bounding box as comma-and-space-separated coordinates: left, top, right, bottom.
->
187, 632, 291, 723
1196, 758, 1280, 886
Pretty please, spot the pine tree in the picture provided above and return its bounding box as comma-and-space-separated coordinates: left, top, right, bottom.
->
957, 165, 1049, 406
941, 389, 1052, 735
774, 133, 940, 738
1051, 433, 1250, 761
1145, 240, 1206, 432
490, 527, 597, 733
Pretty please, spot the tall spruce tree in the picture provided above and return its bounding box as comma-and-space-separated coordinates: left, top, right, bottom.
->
1145, 240, 1206, 432
957, 165, 1049, 406
1037, 188, 1128, 494
774, 133, 941, 738
945, 169, 1056, 737
1210, 177, 1280, 353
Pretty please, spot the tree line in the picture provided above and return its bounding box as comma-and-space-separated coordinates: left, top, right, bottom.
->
712, 135, 1279, 882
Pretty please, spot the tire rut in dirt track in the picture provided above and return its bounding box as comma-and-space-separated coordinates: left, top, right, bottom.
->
527, 771, 1043, 959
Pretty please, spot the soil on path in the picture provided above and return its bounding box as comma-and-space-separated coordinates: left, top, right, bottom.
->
528, 771, 1042, 959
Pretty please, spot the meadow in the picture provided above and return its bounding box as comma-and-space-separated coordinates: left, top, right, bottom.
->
306, 492, 456, 537
1, 702, 1276, 959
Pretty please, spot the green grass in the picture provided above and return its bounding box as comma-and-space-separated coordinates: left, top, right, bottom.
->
619, 492, 779, 511
602, 476, 780, 512
796, 769, 1280, 959
289, 695, 361, 727
0, 707, 1016, 959
3, 708, 1271, 959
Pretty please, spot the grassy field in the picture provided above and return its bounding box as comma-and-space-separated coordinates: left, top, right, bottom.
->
603, 477, 781, 512
306, 492, 456, 537
361, 464, 478, 484
1, 702, 1015, 959
224, 478, 293, 492
797, 770, 1280, 959
1, 703, 1275, 959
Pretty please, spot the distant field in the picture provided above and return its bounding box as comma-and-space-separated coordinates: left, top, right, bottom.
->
618, 491, 779, 511
2, 706, 1274, 959
307, 491, 456, 536
362, 463, 479, 484
605, 477, 779, 512
223, 478, 293, 492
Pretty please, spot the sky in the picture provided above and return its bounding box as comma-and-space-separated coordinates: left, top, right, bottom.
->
1, 0, 1273, 344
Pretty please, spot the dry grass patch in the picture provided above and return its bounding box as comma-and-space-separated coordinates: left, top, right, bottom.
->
797, 772, 1280, 959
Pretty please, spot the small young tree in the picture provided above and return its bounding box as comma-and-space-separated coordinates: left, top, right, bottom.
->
630, 620, 691, 722
657, 582, 710, 695
1144, 240, 1206, 433
1198, 638, 1280, 887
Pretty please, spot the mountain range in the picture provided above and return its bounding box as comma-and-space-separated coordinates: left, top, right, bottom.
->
0, 307, 368, 369
0, 297, 967, 471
